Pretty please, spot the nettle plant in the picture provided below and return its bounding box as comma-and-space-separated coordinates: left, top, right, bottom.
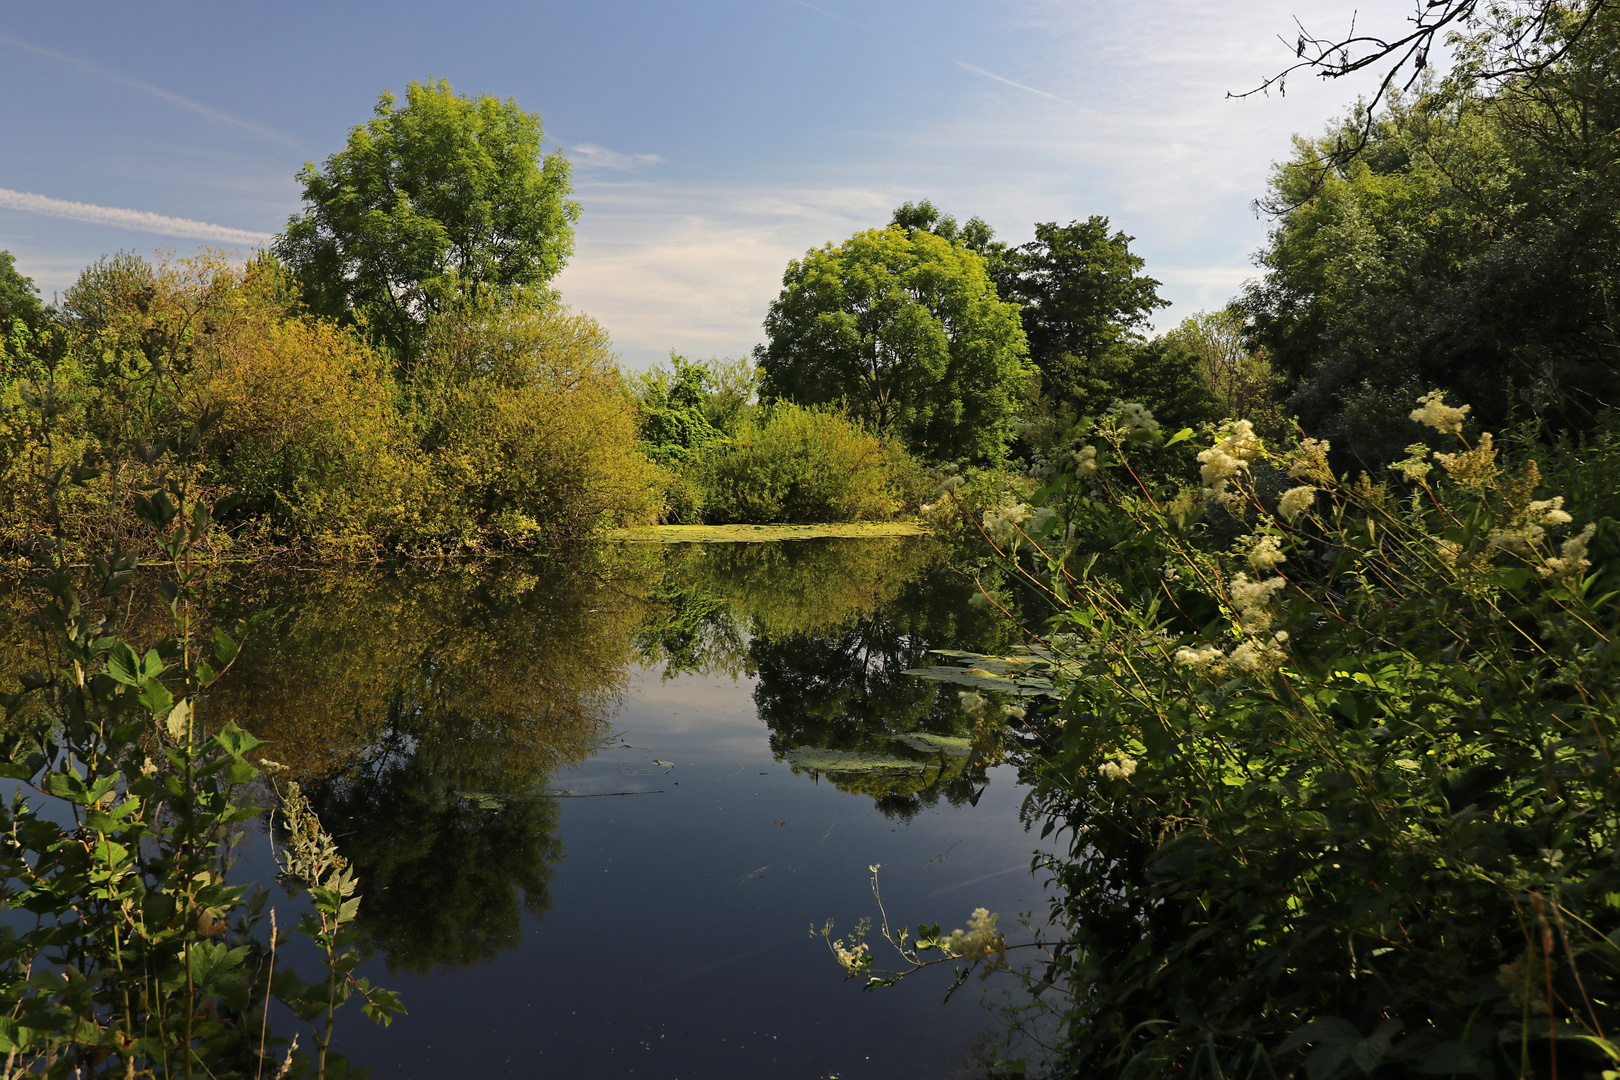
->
0, 489, 401, 1078
841, 395, 1620, 1078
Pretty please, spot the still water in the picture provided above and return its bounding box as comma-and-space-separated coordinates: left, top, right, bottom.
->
23, 538, 1052, 1078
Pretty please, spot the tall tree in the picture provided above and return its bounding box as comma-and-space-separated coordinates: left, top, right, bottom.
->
996, 218, 1168, 409
756, 226, 1030, 462
1240, 13, 1620, 466
275, 78, 578, 367
0, 251, 44, 332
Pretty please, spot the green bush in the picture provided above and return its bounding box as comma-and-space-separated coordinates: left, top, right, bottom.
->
699, 404, 919, 524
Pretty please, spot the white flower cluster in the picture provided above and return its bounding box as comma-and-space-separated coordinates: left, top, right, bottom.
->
983, 500, 1033, 546
1489, 496, 1575, 552
1245, 534, 1287, 574
1229, 632, 1290, 674
1411, 390, 1471, 435
831, 936, 870, 974
1391, 443, 1435, 483
1289, 438, 1333, 482
1540, 522, 1597, 581
1174, 643, 1225, 669
936, 474, 966, 497
1073, 445, 1098, 477
959, 690, 986, 715
1097, 755, 1138, 782
1198, 420, 1263, 501
1230, 571, 1287, 631
1115, 402, 1160, 433
944, 908, 1004, 964
1278, 485, 1317, 520
1173, 632, 1289, 676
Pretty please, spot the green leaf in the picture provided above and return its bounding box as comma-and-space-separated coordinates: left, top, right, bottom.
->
106, 643, 142, 687
1165, 427, 1194, 447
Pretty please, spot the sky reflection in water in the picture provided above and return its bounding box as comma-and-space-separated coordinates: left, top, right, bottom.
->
208, 538, 1052, 1079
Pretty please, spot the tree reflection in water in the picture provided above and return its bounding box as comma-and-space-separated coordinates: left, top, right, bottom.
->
636, 538, 1025, 820
207, 552, 658, 975
15, 537, 1026, 974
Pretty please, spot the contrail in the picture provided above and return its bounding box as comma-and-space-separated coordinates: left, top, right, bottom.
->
0, 33, 301, 150
783, 0, 871, 31
951, 59, 1088, 111
925, 863, 1028, 898
0, 188, 273, 246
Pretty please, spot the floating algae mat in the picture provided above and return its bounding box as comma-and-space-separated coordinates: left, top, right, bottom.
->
609, 521, 929, 543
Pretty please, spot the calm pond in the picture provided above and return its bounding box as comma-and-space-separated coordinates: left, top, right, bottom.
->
13, 537, 1055, 1078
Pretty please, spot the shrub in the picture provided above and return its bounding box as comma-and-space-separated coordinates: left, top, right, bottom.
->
699, 404, 919, 524
403, 296, 664, 548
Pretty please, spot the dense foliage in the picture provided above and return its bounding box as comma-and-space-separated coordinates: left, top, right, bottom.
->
906, 392, 1620, 1077
1240, 10, 1620, 467
756, 225, 1032, 462
0, 254, 661, 560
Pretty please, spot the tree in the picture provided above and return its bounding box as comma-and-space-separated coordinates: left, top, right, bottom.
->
1239, 19, 1620, 466
756, 226, 1030, 462
1161, 310, 1286, 437
995, 218, 1169, 409
275, 78, 578, 367
888, 200, 1003, 261
0, 251, 44, 332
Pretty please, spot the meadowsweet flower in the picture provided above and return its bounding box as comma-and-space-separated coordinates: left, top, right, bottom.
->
1488, 523, 1545, 553
1097, 755, 1138, 782
1073, 445, 1098, 477
1540, 522, 1596, 580
1437, 539, 1463, 567
1433, 431, 1497, 488
1174, 643, 1226, 670
1230, 571, 1287, 631
983, 500, 1033, 545
944, 908, 1005, 966
1198, 420, 1263, 501
959, 690, 986, 714
831, 935, 871, 973
1411, 389, 1471, 435
1391, 444, 1434, 483
937, 474, 966, 497
1003, 704, 1026, 720
1246, 534, 1287, 573
1116, 402, 1160, 433
1229, 632, 1289, 674
1289, 438, 1333, 481
1278, 485, 1317, 520
1028, 507, 1058, 536
1528, 497, 1572, 526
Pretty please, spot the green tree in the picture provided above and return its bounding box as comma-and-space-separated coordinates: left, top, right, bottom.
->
0, 251, 44, 333
996, 218, 1168, 409
1240, 18, 1620, 466
275, 78, 578, 367
756, 226, 1031, 461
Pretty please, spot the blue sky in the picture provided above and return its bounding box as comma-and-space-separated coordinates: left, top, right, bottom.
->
1, 0, 1409, 369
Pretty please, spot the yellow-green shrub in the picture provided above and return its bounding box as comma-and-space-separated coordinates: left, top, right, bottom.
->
402, 297, 664, 549
699, 404, 920, 524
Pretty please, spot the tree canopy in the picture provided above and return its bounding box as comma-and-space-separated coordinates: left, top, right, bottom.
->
1239, 14, 1620, 466
994, 218, 1168, 409
275, 78, 578, 367
756, 226, 1030, 462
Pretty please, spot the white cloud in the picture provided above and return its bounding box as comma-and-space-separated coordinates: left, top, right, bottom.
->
0, 189, 273, 246
565, 144, 668, 170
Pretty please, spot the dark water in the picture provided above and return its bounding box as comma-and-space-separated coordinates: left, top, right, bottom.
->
9, 538, 1053, 1078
